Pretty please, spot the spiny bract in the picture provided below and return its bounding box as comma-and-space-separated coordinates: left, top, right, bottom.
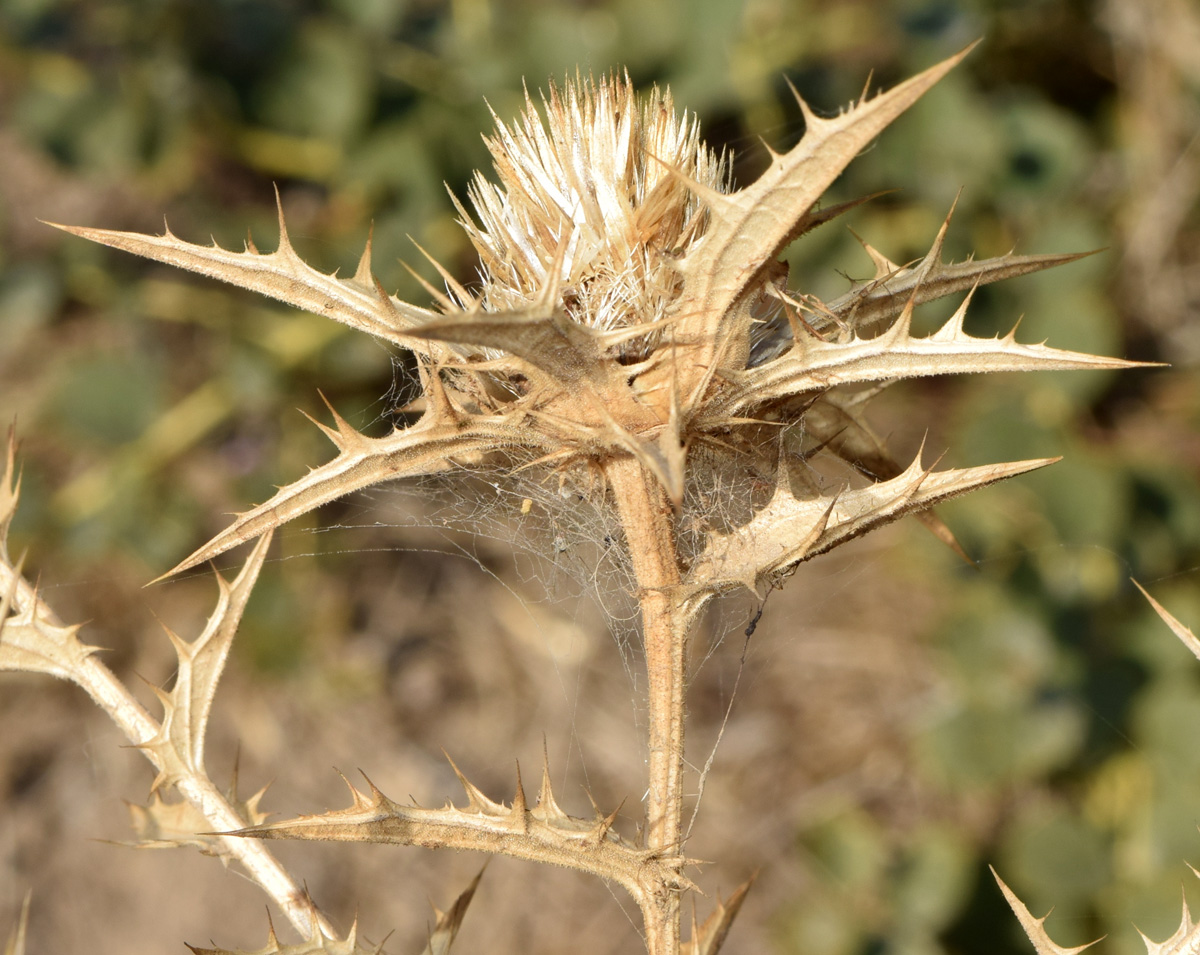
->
53, 46, 1134, 615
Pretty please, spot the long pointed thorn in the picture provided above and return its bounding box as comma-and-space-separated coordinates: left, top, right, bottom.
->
1004, 315, 1026, 343
314, 391, 365, 448
330, 768, 370, 811
685, 875, 756, 955
353, 222, 375, 286
1133, 580, 1200, 662
371, 274, 404, 326
402, 259, 457, 312
783, 75, 823, 130
421, 359, 460, 424
511, 761, 528, 820
591, 797, 625, 844
932, 280, 978, 340
922, 189, 961, 273
848, 227, 903, 278
792, 191, 895, 244
884, 292, 916, 341
443, 750, 495, 812
356, 770, 390, 809
410, 236, 477, 309
858, 69, 876, 105
991, 867, 1104, 955
915, 510, 976, 567
0, 556, 26, 637
536, 738, 567, 820
272, 184, 296, 258
298, 408, 343, 449
1, 427, 21, 546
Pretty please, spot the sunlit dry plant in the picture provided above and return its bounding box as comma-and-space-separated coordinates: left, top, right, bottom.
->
3, 46, 1149, 954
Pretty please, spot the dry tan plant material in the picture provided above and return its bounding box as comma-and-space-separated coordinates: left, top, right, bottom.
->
0, 46, 1160, 954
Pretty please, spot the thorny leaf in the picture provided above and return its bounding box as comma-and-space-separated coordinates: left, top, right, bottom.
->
993, 868, 1102, 955
405, 309, 605, 386
0, 436, 325, 939
124, 775, 270, 855
749, 200, 1096, 363
0, 437, 99, 681
793, 388, 972, 561
420, 868, 485, 955
0, 430, 103, 682
228, 761, 696, 906
46, 195, 436, 350
994, 865, 1200, 955
994, 597, 1200, 955
687, 453, 1057, 598
162, 413, 518, 578
722, 290, 1142, 418
824, 249, 1097, 338
1133, 870, 1200, 955
668, 43, 978, 390
0, 593, 97, 683
141, 532, 273, 792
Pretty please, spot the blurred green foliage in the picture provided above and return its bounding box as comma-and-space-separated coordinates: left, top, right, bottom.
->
2, 1, 1199, 954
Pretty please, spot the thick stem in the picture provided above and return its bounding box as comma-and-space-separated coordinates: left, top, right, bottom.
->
606, 455, 687, 955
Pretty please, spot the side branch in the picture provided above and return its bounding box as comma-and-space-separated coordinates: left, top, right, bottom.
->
230, 768, 697, 908
0, 533, 330, 938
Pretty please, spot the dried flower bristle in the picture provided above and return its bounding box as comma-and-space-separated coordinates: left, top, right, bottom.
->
459, 74, 727, 351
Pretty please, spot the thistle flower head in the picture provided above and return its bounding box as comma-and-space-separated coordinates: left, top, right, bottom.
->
50, 47, 1141, 608
459, 74, 727, 342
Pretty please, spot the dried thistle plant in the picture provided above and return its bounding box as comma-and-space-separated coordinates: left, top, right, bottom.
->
2, 46, 1152, 954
